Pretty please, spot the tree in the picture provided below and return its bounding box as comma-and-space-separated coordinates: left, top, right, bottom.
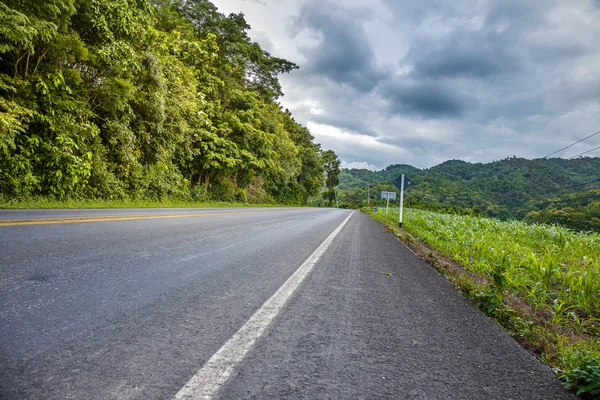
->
322, 149, 340, 207
322, 150, 340, 189
0, 0, 328, 205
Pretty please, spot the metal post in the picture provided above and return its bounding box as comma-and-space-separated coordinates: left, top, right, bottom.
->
399, 174, 405, 227
386, 193, 389, 214
367, 185, 370, 207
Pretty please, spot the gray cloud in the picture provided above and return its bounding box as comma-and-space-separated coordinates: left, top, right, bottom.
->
248, 30, 276, 53
484, 0, 545, 27
544, 76, 600, 113
213, 0, 600, 168
527, 42, 588, 63
380, 0, 475, 21
380, 79, 469, 118
284, 96, 381, 137
408, 30, 521, 80
310, 114, 380, 137
242, 0, 280, 5
290, 0, 385, 92
377, 135, 457, 159
485, 94, 548, 121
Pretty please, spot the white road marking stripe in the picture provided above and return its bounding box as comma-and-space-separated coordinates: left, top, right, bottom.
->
173, 211, 355, 400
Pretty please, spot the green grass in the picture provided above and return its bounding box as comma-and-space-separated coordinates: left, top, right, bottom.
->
0, 196, 289, 209
370, 207, 600, 398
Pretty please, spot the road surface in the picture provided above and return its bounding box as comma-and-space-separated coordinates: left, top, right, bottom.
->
0, 208, 573, 399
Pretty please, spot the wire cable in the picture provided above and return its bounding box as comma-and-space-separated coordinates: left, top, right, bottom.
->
569, 145, 600, 159
542, 130, 600, 158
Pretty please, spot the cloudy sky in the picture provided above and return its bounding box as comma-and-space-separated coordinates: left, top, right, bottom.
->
212, 0, 600, 170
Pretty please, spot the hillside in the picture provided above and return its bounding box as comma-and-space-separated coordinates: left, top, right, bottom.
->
338, 157, 600, 230
524, 189, 600, 231
338, 164, 421, 189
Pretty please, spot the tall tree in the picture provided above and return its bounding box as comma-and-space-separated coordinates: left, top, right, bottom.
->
322, 149, 340, 207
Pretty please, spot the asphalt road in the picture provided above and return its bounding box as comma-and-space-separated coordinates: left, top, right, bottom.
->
0, 208, 573, 399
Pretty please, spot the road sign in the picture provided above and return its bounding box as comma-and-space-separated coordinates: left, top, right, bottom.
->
381, 191, 396, 200
394, 175, 410, 190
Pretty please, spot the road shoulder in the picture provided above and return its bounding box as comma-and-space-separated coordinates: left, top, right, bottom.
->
214, 212, 574, 399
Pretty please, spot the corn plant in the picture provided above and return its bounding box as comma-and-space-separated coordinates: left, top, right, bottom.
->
372, 207, 600, 396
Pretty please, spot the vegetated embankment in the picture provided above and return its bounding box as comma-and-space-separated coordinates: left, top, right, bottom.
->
369, 208, 600, 399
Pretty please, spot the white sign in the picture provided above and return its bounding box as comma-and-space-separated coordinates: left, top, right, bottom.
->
381, 191, 397, 200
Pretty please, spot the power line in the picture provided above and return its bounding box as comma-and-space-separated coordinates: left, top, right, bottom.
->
542, 130, 600, 158
389, 130, 600, 203
569, 145, 600, 159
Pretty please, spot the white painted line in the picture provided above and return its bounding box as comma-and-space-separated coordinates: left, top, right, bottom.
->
174, 211, 355, 400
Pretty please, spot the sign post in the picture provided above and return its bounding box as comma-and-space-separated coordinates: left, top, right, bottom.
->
380, 191, 397, 214
399, 174, 405, 227
386, 193, 390, 214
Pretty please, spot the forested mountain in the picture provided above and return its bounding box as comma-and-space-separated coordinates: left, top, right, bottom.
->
0, 0, 325, 204
339, 157, 600, 230
338, 164, 420, 190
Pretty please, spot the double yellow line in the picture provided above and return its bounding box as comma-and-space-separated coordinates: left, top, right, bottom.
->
0, 209, 276, 227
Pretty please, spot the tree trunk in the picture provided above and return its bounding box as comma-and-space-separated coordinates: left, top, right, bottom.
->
32, 48, 48, 76
204, 171, 211, 194
13, 44, 21, 79
25, 51, 30, 78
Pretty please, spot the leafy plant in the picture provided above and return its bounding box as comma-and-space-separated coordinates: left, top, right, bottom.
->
0, 0, 326, 205
372, 207, 600, 397
559, 351, 600, 398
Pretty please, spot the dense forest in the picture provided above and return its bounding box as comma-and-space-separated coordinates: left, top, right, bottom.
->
338, 157, 600, 231
524, 189, 600, 232
0, 0, 328, 204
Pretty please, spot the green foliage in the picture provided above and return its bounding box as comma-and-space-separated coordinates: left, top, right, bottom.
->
0, 195, 280, 209
373, 207, 600, 396
340, 157, 600, 231
333, 180, 402, 209
338, 164, 420, 190
525, 190, 600, 232
559, 347, 600, 398
0, 0, 324, 204
322, 149, 340, 189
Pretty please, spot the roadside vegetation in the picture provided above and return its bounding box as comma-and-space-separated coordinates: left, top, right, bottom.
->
0, 0, 331, 206
339, 158, 600, 233
0, 195, 285, 209
370, 207, 600, 398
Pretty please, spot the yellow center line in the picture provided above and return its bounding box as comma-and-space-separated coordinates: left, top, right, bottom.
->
0, 209, 284, 227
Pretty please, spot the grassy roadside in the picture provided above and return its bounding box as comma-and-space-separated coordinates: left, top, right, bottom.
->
0, 197, 292, 210
366, 207, 600, 399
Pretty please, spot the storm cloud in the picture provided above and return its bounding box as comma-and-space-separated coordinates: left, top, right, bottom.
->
379, 79, 469, 118
289, 0, 386, 92
212, 0, 600, 169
